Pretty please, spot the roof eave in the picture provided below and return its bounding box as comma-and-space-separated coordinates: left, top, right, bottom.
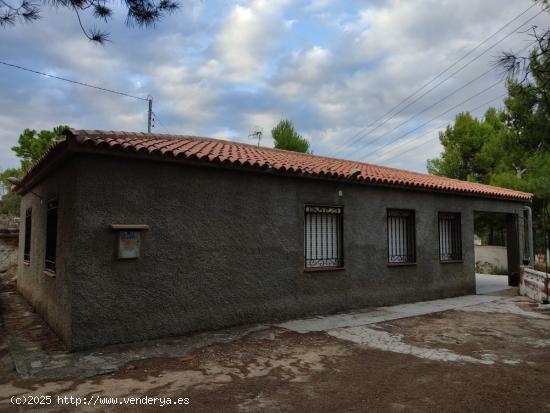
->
15, 129, 533, 203
69, 144, 533, 203
15, 138, 75, 195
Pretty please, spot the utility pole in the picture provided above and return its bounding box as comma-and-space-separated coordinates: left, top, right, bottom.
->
147, 95, 153, 133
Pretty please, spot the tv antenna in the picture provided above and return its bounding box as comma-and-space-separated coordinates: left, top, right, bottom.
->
248, 126, 263, 147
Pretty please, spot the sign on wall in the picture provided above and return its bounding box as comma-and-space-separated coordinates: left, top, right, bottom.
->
118, 230, 141, 259
109, 224, 149, 260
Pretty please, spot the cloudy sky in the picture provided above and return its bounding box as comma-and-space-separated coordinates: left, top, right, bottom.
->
0, 0, 546, 172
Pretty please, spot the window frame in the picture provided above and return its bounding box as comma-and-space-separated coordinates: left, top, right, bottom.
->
23, 207, 32, 264
44, 198, 58, 275
304, 204, 344, 271
438, 212, 463, 262
387, 208, 416, 265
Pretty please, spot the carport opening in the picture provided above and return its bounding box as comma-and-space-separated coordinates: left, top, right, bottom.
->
474, 211, 521, 293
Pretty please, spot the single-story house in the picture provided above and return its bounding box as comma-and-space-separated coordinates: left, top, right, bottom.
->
15, 129, 533, 350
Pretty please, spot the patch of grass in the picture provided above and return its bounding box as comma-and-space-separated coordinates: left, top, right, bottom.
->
490, 266, 508, 275
475, 261, 508, 275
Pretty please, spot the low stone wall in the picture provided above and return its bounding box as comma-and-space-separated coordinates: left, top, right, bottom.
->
0, 229, 18, 291
519, 266, 549, 303
475, 245, 508, 274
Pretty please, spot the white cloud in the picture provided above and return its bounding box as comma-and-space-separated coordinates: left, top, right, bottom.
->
214, 0, 291, 82
150, 65, 218, 129
1, 0, 547, 175
304, 0, 338, 12
275, 46, 332, 98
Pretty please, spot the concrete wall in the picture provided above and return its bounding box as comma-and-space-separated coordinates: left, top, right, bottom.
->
475, 245, 508, 274
62, 153, 526, 349
17, 160, 78, 346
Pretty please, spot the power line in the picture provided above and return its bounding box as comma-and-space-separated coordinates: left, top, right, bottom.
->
375, 93, 508, 163
362, 67, 494, 149
151, 111, 171, 134
0, 60, 148, 101
335, 7, 545, 157
334, 4, 542, 156
363, 33, 537, 161
379, 94, 507, 163
361, 77, 503, 160
332, 3, 544, 157
357, 39, 537, 151
364, 80, 502, 160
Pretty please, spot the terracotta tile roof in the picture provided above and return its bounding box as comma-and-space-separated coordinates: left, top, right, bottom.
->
21, 129, 533, 202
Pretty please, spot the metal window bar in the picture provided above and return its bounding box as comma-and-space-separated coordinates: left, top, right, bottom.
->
439, 212, 462, 261
387, 209, 416, 263
24, 207, 31, 262
304, 205, 343, 268
45, 199, 58, 272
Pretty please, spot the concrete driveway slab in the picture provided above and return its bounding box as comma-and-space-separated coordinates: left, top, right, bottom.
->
476, 273, 511, 294
277, 294, 501, 333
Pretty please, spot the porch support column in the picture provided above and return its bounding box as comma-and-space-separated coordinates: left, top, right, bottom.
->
524, 206, 534, 267
506, 212, 521, 286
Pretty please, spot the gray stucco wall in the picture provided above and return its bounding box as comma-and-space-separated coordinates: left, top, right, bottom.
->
17, 160, 78, 346
61, 153, 526, 350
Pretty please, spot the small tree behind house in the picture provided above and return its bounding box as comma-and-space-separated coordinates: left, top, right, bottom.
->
271, 119, 311, 154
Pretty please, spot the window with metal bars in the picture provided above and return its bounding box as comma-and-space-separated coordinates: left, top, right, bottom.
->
304, 205, 343, 268
387, 209, 416, 264
45, 199, 58, 273
439, 212, 462, 261
24, 207, 31, 262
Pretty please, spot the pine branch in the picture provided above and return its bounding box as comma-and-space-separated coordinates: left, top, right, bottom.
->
0, 0, 39, 26
1, 0, 179, 43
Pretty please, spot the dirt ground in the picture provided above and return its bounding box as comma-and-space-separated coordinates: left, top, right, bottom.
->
1, 276, 550, 412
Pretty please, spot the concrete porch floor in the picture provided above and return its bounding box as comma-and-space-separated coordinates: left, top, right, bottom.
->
475, 273, 512, 295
